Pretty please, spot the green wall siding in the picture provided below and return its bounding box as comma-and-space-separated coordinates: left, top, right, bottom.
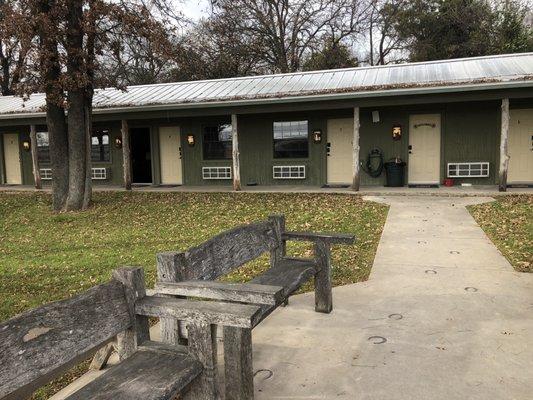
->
239, 113, 327, 186
442, 102, 500, 185
2, 97, 532, 188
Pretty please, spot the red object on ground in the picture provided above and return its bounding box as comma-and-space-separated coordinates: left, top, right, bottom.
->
444, 178, 454, 187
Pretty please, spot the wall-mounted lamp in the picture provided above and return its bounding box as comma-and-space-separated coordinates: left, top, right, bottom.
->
114, 137, 123, 149
187, 134, 195, 146
372, 110, 380, 123
312, 129, 322, 143
392, 124, 402, 141
22, 140, 31, 151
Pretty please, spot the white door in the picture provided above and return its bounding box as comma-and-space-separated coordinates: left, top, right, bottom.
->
408, 114, 441, 185
3, 133, 22, 184
327, 118, 353, 185
159, 126, 182, 185
508, 109, 533, 184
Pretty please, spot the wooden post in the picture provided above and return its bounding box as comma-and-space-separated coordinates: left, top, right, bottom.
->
268, 215, 288, 306
499, 98, 510, 192
224, 326, 253, 400
29, 125, 41, 189
121, 119, 132, 190
184, 323, 219, 400
314, 239, 333, 313
231, 114, 241, 191
112, 266, 150, 361
352, 107, 360, 191
157, 251, 188, 345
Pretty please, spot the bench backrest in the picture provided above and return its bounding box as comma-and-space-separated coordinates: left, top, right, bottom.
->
0, 280, 132, 400
181, 219, 282, 281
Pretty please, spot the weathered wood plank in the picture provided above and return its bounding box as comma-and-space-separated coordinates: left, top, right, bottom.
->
224, 327, 254, 400
29, 124, 41, 189
0, 281, 131, 400
283, 231, 356, 245
113, 267, 150, 361
499, 98, 510, 192
121, 119, 132, 191
232, 114, 241, 191
65, 341, 202, 400
185, 221, 279, 280
183, 324, 218, 400
352, 106, 361, 191
154, 281, 284, 306
314, 239, 333, 313
249, 259, 317, 299
90, 342, 115, 370
157, 252, 188, 346
268, 215, 285, 267
135, 296, 261, 328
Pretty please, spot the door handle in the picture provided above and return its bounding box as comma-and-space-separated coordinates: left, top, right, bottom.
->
408, 144, 412, 154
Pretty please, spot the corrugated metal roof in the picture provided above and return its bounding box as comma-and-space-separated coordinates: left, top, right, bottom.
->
0, 52, 532, 119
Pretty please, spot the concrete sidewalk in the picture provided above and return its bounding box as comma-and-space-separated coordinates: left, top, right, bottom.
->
252, 196, 533, 399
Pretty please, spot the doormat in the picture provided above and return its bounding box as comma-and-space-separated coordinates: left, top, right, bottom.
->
408, 184, 439, 188
507, 184, 533, 188
322, 184, 350, 189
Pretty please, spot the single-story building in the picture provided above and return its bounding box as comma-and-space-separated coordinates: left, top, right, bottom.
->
0, 52, 532, 191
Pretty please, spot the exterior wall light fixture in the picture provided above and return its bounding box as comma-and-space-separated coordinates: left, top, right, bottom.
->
22, 140, 31, 151
313, 129, 322, 143
392, 125, 402, 141
114, 137, 123, 149
187, 134, 195, 146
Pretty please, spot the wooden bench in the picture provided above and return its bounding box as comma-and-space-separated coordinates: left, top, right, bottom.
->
154, 215, 355, 399
0, 267, 261, 400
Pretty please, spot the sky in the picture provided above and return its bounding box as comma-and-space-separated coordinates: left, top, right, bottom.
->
179, 0, 210, 21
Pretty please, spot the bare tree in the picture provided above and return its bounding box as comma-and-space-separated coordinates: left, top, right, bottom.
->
0, 0, 34, 95
211, 0, 368, 73
15, 0, 177, 211
366, 0, 407, 65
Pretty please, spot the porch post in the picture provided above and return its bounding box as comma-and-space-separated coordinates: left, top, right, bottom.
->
29, 125, 42, 189
351, 106, 360, 191
121, 119, 132, 190
231, 114, 241, 191
498, 98, 510, 192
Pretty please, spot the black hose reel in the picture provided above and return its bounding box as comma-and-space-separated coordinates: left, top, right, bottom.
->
362, 148, 384, 178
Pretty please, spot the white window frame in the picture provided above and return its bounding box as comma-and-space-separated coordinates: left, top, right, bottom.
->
91, 167, 107, 180
272, 165, 306, 179
202, 166, 232, 180
447, 162, 489, 178
40, 167, 108, 180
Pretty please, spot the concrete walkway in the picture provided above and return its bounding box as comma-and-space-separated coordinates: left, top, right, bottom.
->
1, 184, 532, 196
252, 196, 533, 399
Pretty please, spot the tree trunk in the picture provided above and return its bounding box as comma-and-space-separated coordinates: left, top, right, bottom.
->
64, 0, 91, 211
82, 103, 93, 209
65, 91, 90, 211
37, 0, 69, 211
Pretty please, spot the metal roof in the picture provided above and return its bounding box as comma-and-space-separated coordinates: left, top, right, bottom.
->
1, 52, 532, 119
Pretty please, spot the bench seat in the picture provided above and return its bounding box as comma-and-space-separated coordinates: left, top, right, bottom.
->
249, 258, 317, 298
66, 341, 202, 400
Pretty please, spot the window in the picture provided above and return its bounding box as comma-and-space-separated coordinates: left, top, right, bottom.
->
273, 165, 306, 179
203, 124, 232, 160
202, 166, 232, 180
91, 129, 110, 162
36, 132, 50, 163
273, 120, 308, 158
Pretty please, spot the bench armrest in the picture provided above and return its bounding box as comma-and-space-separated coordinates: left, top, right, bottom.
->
135, 296, 261, 328
154, 281, 284, 306
282, 231, 356, 245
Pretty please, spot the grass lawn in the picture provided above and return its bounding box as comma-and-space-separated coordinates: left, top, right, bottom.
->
468, 195, 532, 272
0, 191, 387, 399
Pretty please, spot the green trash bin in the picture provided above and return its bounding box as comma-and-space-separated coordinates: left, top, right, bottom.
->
384, 160, 406, 187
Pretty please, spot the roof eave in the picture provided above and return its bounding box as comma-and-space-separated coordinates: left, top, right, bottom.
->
1, 79, 532, 121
